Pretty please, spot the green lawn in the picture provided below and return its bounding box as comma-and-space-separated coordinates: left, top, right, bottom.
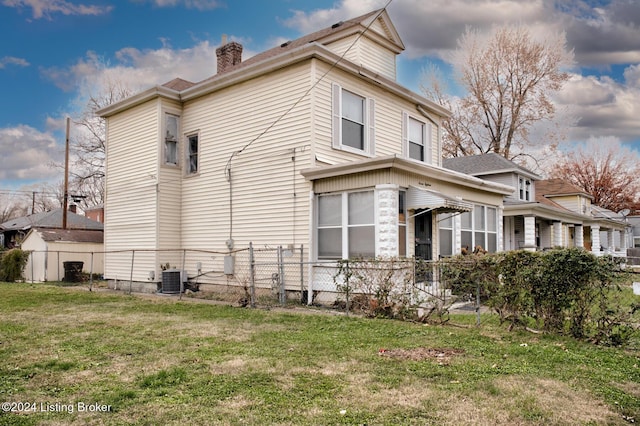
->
0, 283, 638, 425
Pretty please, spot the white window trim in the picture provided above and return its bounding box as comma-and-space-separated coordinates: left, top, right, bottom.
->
332, 83, 375, 156
162, 112, 180, 168
316, 189, 377, 260
402, 112, 431, 164
518, 176, 532, 201
441, 205, 499, 254
185, 131, 200, 176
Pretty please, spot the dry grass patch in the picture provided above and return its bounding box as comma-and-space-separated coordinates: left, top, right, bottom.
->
378, 347, 464, 364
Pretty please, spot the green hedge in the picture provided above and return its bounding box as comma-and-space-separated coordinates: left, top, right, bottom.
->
0, 248, 31, 282
441, 248, 633, 345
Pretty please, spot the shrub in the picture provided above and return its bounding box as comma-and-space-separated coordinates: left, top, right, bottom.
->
0, 249, 31, 282
333, 257, 417, 319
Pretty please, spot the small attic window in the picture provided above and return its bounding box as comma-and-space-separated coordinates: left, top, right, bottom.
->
331, 21, 343, 29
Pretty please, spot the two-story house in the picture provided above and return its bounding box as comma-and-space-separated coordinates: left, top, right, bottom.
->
444, 154, 628, 255
98, 9, 513, 295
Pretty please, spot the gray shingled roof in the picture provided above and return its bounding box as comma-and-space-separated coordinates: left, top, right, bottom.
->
443, 153, 540, 179
0, 209, 103, 231
163, 9, 386, 91
31, 228, 104, 244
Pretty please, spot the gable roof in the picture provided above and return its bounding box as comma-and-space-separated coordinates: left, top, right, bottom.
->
28, 228, 103, 244
443, 153, 540, 179
97, 9, 452, 119
535, 179, 593, 200
197, 9, 402, 86
0, 209, 104, 232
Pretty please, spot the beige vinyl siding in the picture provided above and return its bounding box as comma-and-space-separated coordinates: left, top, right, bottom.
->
549, 195, 586, 213
104, 99, 160, 281
177, 61, 314, 274
313, 169, 504, 207
358, 37, 396, 80
313, 63, 445, 168
157, 100, 183, 270
325, 30, 397, 81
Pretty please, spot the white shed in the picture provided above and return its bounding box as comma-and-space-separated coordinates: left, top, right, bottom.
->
22, 228, 104, 282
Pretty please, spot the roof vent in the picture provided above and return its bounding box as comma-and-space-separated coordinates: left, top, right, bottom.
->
331, 21, 343, 29
280, 41, 291, 48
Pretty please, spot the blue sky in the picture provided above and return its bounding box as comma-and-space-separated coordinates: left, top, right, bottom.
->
1, 0, 639, 193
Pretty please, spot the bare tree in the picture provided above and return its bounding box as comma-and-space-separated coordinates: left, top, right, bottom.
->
0, 193, 24, 223
422, 25, 573, 162
69, 79, 133, 208
548, 141, 640, 213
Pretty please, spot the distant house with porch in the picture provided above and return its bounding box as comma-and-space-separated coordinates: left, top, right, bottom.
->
444, 154, 628, 256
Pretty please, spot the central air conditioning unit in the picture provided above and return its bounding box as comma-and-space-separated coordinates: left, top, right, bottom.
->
161, 269, 183, 294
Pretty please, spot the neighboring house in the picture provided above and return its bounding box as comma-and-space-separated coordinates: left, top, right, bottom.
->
21, 228, 104, 282
97, 9, 513, 294
536, 179, 628, 255
1, 208, 103, 249
629, 215, 640, 248
85, 205, 104, 224
444, 154, 628, 256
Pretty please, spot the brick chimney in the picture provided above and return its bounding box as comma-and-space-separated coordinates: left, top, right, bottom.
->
69, 204, 77, 214
216, 35, 243, 74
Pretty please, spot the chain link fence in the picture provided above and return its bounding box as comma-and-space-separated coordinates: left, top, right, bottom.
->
16, 245, 640, 313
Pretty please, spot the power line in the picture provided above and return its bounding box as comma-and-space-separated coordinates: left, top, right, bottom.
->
224, 1, 394, 177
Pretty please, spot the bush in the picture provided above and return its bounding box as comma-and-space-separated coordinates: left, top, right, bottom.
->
333, 257, 417, 319
439, 248, 635, 345
0, 249, 31, 282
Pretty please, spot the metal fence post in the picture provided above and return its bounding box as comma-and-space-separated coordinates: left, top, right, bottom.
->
89, 252, 94, 291
345, 260, 350, 316
129, 250, 135, 295
179, 249, 186, 300
299, 244, 304, 301
249, 242, 256, 308
278, 246, 286, 306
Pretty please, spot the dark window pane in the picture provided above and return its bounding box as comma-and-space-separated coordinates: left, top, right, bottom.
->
439, 229, 452, 256
342, 119, 364, 150
348, 226, 375, 258
409, 142, 424, 161
319, 228, 342, 258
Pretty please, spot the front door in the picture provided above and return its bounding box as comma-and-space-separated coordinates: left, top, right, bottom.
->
414, 210, 433, 260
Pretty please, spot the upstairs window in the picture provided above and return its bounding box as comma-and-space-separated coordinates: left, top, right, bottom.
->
518, 177, 531, 201
332, 83, 375, 155
402, 113, 431, 164
164, 113, 179, 166
187, 134, 198, 174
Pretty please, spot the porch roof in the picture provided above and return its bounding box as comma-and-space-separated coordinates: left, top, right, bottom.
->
301, 155, 514, 196
407, 186, 474, 213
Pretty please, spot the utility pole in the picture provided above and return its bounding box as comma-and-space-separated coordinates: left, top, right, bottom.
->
62, 117, 70, 229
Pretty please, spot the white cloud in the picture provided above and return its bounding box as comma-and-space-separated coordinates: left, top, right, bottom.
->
133, 0, 224, 10
2, 0, 112, 20
0, 125, 62, 181
0, 56, 29, 69
555, 70, 640, 142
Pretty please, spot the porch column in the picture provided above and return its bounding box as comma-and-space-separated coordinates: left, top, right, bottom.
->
591, 225, 601, 255
497, 206, 504, 252
607, 229, 615, 251
376, 184, 399, 257
574, 225, 584, 248
553, 221, 563, 247
523, 216, 536, 251
620, 229, 627, 251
